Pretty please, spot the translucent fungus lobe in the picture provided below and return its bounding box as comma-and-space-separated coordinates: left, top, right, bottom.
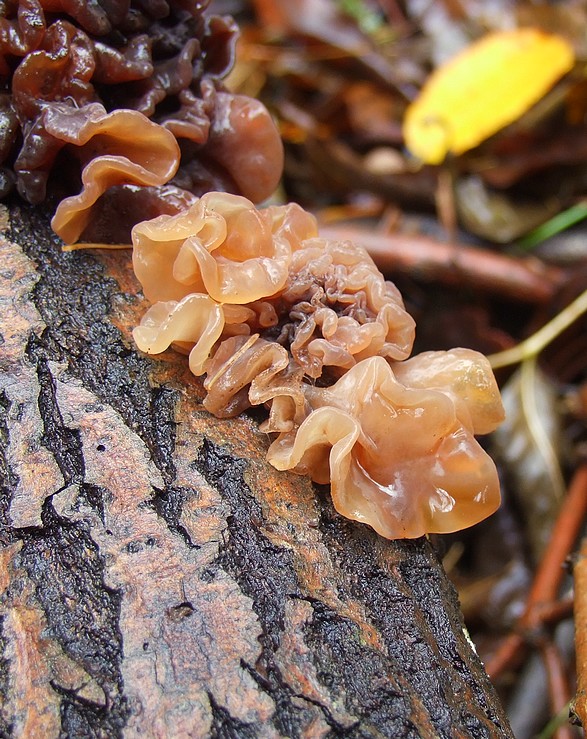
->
131, 193, 504, 539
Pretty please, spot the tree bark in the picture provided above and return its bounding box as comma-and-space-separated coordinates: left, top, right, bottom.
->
0, 200, 513, 738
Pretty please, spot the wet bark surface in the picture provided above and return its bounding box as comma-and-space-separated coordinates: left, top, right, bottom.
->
0, 199, 514, 737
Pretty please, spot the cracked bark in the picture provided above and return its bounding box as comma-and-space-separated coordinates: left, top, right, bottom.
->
0, 199, 514, 738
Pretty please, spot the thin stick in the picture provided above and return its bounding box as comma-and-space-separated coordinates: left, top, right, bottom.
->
573, 536, 587, 727
488, 289, 587, 369
318, 225, 564, 304
62, 242, 132, 252
534, 596, 574, 626
540, 641, 574, 739
487, 464, 587, 680
527, 464, 587, 612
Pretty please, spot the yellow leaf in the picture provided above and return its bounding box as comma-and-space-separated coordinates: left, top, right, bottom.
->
403, 28, 575, 164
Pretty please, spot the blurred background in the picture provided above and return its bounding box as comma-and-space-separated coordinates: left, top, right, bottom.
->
213, 2, 587, 736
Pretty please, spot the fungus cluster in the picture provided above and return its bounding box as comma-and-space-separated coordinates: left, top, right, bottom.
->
0, 0, 283, 242
2, 2, 505, 540
132, 192, 505, 539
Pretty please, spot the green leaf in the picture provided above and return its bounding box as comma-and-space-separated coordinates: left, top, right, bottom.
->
518, 201, 587, 250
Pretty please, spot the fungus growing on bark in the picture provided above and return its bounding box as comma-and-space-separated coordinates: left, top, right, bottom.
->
131, 192, 504, 539
2, 3, 504, 540
266, 353, 503, 538
132, 191, 317, 304
0, 0, 284, 242
277, 235, 415, 378
49, 103, 181, 243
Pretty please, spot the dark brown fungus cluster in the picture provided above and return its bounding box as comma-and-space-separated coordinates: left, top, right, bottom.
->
0, 0, 283, 241
132, 192, 505, 539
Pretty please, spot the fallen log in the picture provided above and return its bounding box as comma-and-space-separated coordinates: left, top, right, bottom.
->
0, 200, 513, 737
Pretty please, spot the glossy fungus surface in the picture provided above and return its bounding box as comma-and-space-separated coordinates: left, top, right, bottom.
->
49, 103, 181, 243
132, 193, 504, 539
1, 0, 284, 242
267, 356, 503, 538
132, 191, 317, 304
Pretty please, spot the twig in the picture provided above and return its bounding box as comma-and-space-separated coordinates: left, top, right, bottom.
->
318, 225, 565, 303
488, 289, 587, 369
541, 641, 574, 739
528, 464, 587, 610
573, 535, 587, 728
487, 464, 587, 680
534, 596, 574, 626
435, 169, 457, 241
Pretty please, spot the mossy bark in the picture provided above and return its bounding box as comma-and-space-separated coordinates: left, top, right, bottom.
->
0, 200, 513, 738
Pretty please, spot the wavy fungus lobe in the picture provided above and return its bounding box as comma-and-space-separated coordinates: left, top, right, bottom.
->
131, 193, 504, 539
1, 0, 284, 241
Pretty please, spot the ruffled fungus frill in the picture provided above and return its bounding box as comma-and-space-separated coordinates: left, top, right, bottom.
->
49, 103, 181, 244
132, 192, 416, 383
132, 294, 224, 376
1, 0, 284, 243
194, 85, 285, 204
132, 191, 317, 304
266, 354, 504, 539
392, 348, 505, 435
203, 335, 299, 419
278, 237, 415, 377
130, 192, 504, 539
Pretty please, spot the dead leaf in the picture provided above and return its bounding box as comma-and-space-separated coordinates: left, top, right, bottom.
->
403, 28, 575, 164
491, 358, 565, 563
455, 175, 560, 243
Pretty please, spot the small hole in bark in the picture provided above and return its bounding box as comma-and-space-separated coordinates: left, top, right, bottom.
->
97, 444, 106, 452
317, 671, 335, 688
168, 602, 195, 622
199, 567, 216, 582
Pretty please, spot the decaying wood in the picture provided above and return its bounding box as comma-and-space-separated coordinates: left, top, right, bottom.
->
0, 200, 513, 737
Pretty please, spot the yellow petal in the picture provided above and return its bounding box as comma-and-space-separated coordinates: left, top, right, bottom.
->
403, 28, 575, 164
